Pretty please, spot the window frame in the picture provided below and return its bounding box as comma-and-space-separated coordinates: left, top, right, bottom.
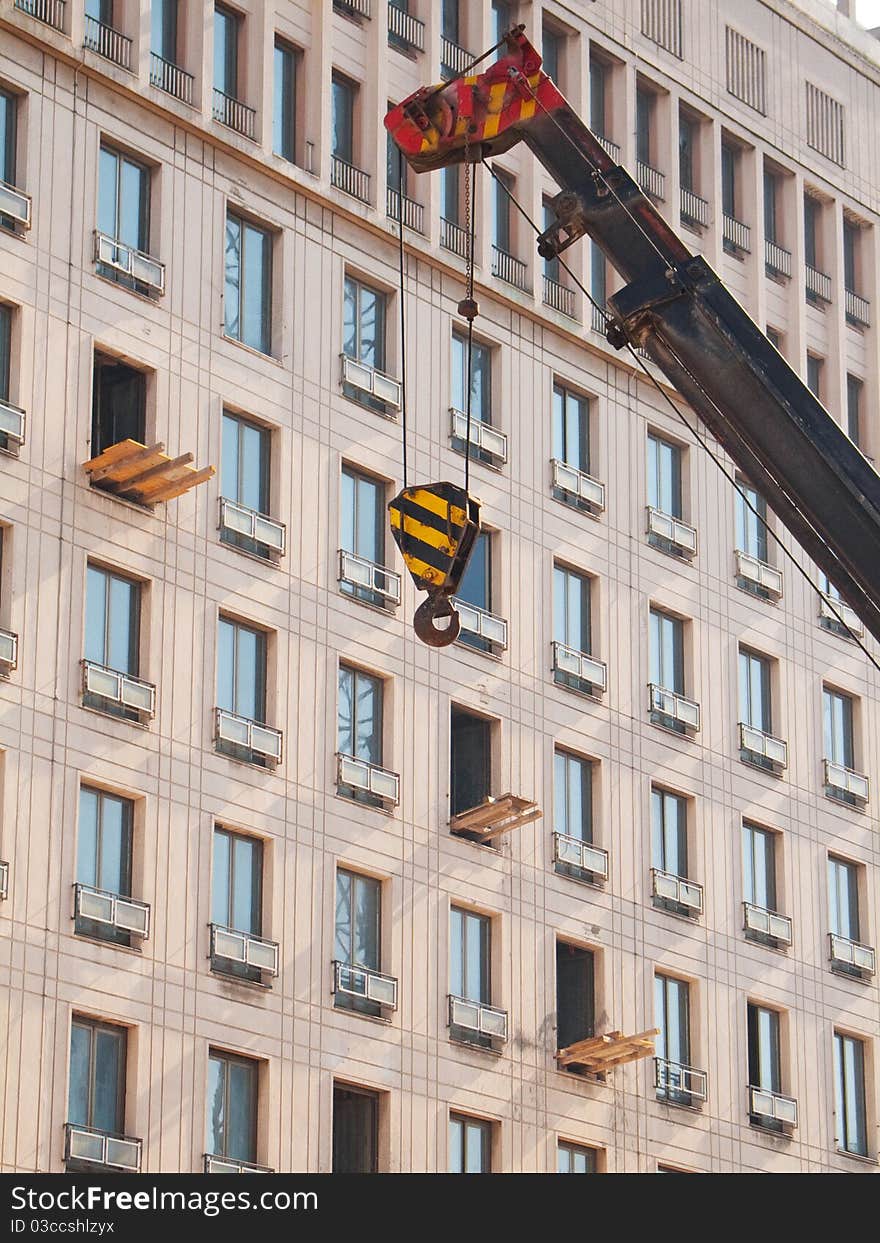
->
224, 210, 273, 357
68, 1016, 127, 1138
449, 1112, 492, 1173
206, 1048, 259, 1163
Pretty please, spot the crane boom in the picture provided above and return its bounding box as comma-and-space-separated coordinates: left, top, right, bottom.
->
386, 27, 880, 645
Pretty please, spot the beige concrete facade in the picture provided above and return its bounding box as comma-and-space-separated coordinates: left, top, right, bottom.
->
0, 0, 878, 1174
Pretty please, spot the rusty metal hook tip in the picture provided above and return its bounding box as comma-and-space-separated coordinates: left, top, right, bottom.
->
413, 595, 461, 648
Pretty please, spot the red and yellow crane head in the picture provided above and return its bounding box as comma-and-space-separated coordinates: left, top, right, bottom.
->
384, 25, 564, 173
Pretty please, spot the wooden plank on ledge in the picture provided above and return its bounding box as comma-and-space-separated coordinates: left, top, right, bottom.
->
94, 444, 168, 485
119, 451, 194, 491
478, 805, 543, 840
83, 438, 154, 474
556, 1028, 659, 1069
132, 457, 200, 499
147, 465, 215, 504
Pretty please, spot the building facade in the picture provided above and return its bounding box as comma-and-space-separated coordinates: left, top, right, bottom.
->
0, 0, 878, 1174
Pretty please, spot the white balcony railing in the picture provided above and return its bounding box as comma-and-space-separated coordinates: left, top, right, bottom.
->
723, 214, 750, 252
739, 722, 788, 770
0, 859, 8, 901
595, 133, 620, 162
440, 217, 469, 258
448, 994, 508, 1042
74, 883, 150, 939
219, 498, 286, 555
823, 758, 869, 805
386, 188, 424, 233
83, 16, 132, 69
441, 37, 474, 78
654, 1057, 708, 1102
331, 154, 371, 203
82, 660, 156, 718
450, 408, 508, 464
454, 598, 508, 650
764, 239, 791, 277
0, 179, 32, 229
646, 506, 697, 557
649, 684, 701, 732
552, 641, 607, 693
14, 0, 65, 31
341, 353, 402, 411
553, 832, 609, 882
491, 245, 529, 291
204, 1154, 273, 1174
636, 161, 665, 200
743, 902, 793, 946
819, 593, 863, 638
543, 276, 577, 318
333, 959, 398, 1009
64, 1124, 141, 1173
680, 187, 709, 227
829, 933, 876, 976
651, 868, 704, 914
149, 53, 194, 104
734, 549, 783, 599
338, 549, 401, 605
550, 458, 605, 512
748, 1086, 798, 1128
214, 708, 283, 764
388, 2, 424, 51
210, 923, 280, 976
845, 289, 870, 327
336, 752, 400, 806
0, 628, 18, 671
0, 396, 26, 451
94, 231, 165, 295
212, 89, 256, 140
805, 265, 832, 302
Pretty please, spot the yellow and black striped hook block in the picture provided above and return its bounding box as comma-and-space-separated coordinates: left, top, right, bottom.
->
388, 483, 481, 648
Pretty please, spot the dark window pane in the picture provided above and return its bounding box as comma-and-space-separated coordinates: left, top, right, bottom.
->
151, 0, 178, 63
450, 709, 490, 815
0, 90, 17, 187
556, 942, 594, 1051
333, 1085, 378, 1173
273, 40, 296, 162
91, 356, 146, 455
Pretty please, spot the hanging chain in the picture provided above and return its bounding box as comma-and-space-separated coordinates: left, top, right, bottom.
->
459, 127, 479, 495
396, 147, 409, 489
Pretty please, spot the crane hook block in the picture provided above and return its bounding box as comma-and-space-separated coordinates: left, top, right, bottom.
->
389, 483, 481, 648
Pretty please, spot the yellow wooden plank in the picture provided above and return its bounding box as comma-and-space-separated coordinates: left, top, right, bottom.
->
95, 445, 168, 485
145, 465, 215, 504
82, 438, 148, 473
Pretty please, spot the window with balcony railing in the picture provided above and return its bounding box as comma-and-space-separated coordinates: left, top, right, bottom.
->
84, 2, 131, 70
83, 564, 151, 723
0, 89, 31, 234
75, 787, 141, 947
388, 0, 424, 53
742, 822, 790, 947
655, 975, 704, 1107
207, 1051, 261, 1170
150, 1, 192, 104
553, 750, 607, 886
339, 465, 398, 608
67, 1017, 137, 1171
334, 870, 395, 1018
213, 5, 255, 138
651, 787, 699, 917
215, 617, 279, 767
747, 1005, 794, 1133
97, 145, 163, 297
14, 0, 65, 33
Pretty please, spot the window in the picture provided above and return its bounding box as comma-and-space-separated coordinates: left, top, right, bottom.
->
721, 142, 737, 219
91, 354, 146, 458
556, 942, 594, 1063
655, 974, 693, 1105
542, 201, 560, 283
804, 195, 820, 271
214, 4, 239, 99
679, 112, 696, 193
491, 167, 512, 256
451, 331, 491, 423
492, 1, 512, 46
212, 827, 263, 981
652, 786, 689, 905
84, 564, 141, 719
221, 411, 271, 556
0, 88, 17, 192
340, 466, 387, 605
843, 220, 859, 295
552, 383, 589, 474
834, 1033, 868, 1157
440, 164, 460, 228
450, 707, 491, 818
846, 375, 862, 448
387, 112, 407, 200
763, 169, 778, 242
647, 433, 682, 518
590, 55, 609, 137
450, 906, 490, 1045
554, 750, 598, 882
542, 25, 562, 87
334, 869, 381, 1015
76, 787, 134, 945
554, 564, 600, 694
739, 646, 772, 735
649, 608, 684, 717
68, 1017, 126, 1140
456, 531, 492, 652
591, 242, 606, 315
216, 616, 267, 758
97, 146, 151, 291
151, 0, 178, 64
224, 213, 272, 355
742, 821, 778, 917
449, 1114, 491, 1173
0, 302, 14, 453
557, 1142, 597, 1173
333, 1084, 379, 1173
441, 0, 460, 45
735, 480, 768, 562
806, 354, 822, 400
823, 687, 855, 771
337, 664, 384, 803
207, 1050, 258, 1164
747, 1004, 784, 1129
636, 86, 653, 166
828, 855, 861, 948
331, 73, 356, 165
273, 39, 297, 163
343, 276, 389, 412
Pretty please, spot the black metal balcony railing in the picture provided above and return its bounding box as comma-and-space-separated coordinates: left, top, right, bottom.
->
723, 214, 750, 252
441, 37, 473, 79
386, 187, 424, 233
331, 154, 371, 203
543, 276, 576, 318
636, 161, 665, 200
14, 0, 65, 31
805, 264, 832, 302
591, 303, 608, 334
83, 15, 132, 69
334, 0, 371, 17
388, 3, 425, 52
845, 288, 870, 327
764, 238, 791, 278
212, 89, 256, 140
491, 245, 529, 291
440, 217, 469, 258
594, 133, 620, 162
680, 187, 709, 227
150, 52, 194, 104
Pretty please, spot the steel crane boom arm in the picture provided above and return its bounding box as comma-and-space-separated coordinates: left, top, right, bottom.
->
386, 27, 880, 644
